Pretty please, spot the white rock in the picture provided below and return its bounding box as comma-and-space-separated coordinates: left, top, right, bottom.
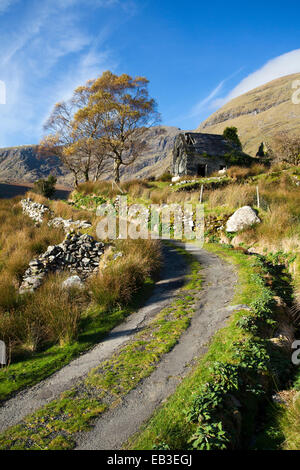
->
62, 275, 83, 290
171, 176, 180, 183
226, 206, 261, 233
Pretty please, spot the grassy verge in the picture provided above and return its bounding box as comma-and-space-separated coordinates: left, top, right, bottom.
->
0, 236, 161, 402
126, 243, 292, 450
0, 245, 202, 450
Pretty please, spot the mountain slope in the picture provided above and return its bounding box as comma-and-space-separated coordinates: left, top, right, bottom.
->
197, 73, 300, 156
0, 145, 72, 186
0, 126, 180, 186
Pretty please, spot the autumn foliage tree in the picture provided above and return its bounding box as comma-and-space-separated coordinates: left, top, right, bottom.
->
75, 71, 160, 182
39, 71, 159, 185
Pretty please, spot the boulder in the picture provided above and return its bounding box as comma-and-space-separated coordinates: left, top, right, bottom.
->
62, 275, 84, 290
226, 206, 261, 233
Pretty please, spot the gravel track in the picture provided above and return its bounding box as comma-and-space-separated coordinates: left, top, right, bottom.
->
75, 242, 237, 450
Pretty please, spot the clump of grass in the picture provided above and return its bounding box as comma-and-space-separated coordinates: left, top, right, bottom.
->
51, 199, 92, 223
25, 191, 49, 205
89, 239, 161, 310
207, 184, 256, 209
227, 164, 267, 180
0, 273, 87, 352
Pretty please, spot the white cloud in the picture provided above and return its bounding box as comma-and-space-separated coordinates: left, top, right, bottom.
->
216, 49, 300, 107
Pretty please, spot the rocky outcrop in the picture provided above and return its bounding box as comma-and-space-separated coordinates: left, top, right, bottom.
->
226, 206, 261, 233
19, 233, 104, 294
62, 275, 84, 290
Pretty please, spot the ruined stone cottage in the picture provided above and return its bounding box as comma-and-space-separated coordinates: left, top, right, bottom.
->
172, 132, 245, 177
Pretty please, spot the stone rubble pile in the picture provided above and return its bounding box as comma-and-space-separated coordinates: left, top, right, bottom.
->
20, 198, 52, 224
19, 232, 104, 294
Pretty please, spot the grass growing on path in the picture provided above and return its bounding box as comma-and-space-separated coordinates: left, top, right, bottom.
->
0, 246, 202, 450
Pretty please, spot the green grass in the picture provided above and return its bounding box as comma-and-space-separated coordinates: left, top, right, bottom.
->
125, 243, 281, 450
0, 246, 203, 450
0, 278, 155, 403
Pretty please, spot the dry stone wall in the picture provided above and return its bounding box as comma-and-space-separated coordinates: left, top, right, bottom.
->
20, 198, 102, 294
21, 198, 92, 232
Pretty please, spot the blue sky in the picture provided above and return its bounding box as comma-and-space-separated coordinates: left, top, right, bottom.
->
0, 0, 300, 147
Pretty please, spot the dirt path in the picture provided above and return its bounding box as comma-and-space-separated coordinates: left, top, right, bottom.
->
76, 242, 238, 450
0, 244, 187, 433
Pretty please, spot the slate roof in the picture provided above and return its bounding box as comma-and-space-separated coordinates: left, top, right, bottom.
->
183, 132, 234, 156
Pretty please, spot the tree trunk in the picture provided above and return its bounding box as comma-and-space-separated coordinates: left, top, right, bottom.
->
73, 171, 79, 188
84, 170, 89, 182
113, 159, 121, 183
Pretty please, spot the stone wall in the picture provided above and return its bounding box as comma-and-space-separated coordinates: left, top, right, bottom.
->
21, 198, 91, 232
20, 198, 101, 294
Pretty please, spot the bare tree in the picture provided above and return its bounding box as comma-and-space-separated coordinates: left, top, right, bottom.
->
271, 130, 300, 166
39, 89, 110, 187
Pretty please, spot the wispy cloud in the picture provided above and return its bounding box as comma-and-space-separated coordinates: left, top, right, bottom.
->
0, 0, 130, 146
174, 68, 243, 126
188, 80, 225, 118
183, 49, 300, 129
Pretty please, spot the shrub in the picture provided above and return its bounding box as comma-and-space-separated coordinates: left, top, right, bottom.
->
233, 339, 270, 371
158, 172, 172, 182
237, 315, 258, 333
223, 127, 242, 149
33, 175, 57, 199
188, 422, 229, 450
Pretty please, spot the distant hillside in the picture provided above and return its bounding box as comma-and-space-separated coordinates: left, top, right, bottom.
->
197, 73, 300, 156
0, 126, 181, 186
118, 126, 181, 180
0, 145, 72, 186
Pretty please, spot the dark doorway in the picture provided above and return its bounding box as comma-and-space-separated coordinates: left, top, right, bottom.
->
196, 164, 206, 177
